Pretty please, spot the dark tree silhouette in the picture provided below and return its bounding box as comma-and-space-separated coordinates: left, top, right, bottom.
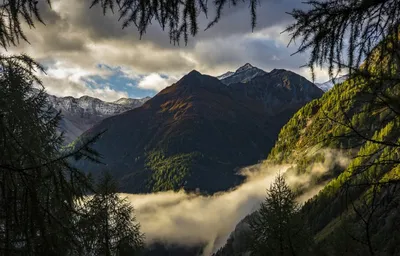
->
0, 55, 102, 255
248, 174, 312, 256
0, 1, 141, 255
76, 172, 144, 256
89, 0, 258, 44
0, 0, 51, 49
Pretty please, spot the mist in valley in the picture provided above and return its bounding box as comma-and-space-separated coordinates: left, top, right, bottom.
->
122, 149, 351, 255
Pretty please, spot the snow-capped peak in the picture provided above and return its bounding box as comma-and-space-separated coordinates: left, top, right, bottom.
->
315, 75, 348, 92
35, 90, 151, 144
235, 63, 254, 73
218, 63, 267, 85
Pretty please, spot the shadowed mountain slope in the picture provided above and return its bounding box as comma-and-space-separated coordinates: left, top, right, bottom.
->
74, 68, 323, 194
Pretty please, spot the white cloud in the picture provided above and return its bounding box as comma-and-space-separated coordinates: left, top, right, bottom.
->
32, 60, 130, 102
38, 76, 128, 102
137, 73, 179, 92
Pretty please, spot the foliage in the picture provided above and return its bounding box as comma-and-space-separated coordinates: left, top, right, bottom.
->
285, 0, 400, 80
0, 0, 51, 49
270, 1, 400, 252
90, 0, 258, 44
247, 174, 313, 256
145, 150, 202, 191
0, 55, 95, 255
0, 2, 144, 255
76, 172, 144, 256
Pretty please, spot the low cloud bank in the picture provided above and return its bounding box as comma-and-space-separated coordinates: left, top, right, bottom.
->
121, 149, 350, 255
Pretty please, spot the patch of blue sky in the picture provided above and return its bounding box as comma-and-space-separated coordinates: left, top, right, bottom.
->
92, 64, 157, 98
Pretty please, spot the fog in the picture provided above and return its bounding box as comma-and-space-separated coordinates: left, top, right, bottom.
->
122, 149, 350, 255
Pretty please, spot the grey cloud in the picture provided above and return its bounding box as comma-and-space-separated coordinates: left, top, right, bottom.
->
40, 0, 305, 49
5, 0, 324, 95
193, 0, 305, 41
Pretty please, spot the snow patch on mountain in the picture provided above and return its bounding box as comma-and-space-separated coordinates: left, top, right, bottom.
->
39, 90, 150, 144
217, 63, 267, 85
217, 71, 235, 80
315, 75, 348, 92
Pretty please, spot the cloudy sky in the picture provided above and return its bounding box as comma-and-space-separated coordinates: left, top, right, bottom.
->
3, 0, 332, 102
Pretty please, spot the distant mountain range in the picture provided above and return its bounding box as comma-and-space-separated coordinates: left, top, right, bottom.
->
39, 89, 150, 144
40, 65, 337, 146
315, 75, 348, 92
73, 64, 323, 194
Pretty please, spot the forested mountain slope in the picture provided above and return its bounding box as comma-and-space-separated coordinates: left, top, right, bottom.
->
215, 62, 400, 255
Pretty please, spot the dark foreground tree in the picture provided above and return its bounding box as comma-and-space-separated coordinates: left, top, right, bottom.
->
248, 174, 313, 256
76, 172, 144, 256
0, 55, 103, 255
0, 2, 142, 255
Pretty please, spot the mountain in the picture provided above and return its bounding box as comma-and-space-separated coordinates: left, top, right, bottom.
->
215, 66, 400, 254
43, 91, 150, 144
73, 68, 323, 194
113, 97, 151, 105
218, 63, 267, 85
315, 75, 348, 92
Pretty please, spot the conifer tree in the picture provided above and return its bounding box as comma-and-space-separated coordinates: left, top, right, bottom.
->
248, 174, 312, 256
76, 172, 144, 256
0, 2, 134, 255
0, 55, 102, 255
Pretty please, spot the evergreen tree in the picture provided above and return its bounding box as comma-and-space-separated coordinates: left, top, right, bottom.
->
0, 3, 129, 255
77, 172, 144, 256
0, 55, 103, 255
247, 174, 312, 256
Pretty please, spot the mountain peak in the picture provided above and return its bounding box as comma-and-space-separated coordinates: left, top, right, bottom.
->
176, 70, 203, 85
219, 63, 267, 85
236, 63, 254, 73
187, 70, 202, 77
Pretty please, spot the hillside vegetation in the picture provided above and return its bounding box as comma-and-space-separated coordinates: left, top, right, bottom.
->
216, 37, 400, 255
266, 59, 400, 254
